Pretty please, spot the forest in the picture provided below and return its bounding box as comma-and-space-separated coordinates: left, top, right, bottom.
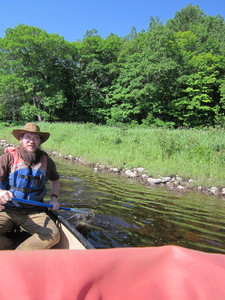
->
0, 4, 225, 128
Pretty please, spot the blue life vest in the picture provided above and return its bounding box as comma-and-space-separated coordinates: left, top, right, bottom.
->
0, 182, 6, 190
8, 149, 48, 201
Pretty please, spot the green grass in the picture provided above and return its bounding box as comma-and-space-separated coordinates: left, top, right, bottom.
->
1, 122, 225, 188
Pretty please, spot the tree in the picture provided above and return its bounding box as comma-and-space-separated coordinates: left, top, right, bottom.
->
0, 24, 75, 121
0, 75, 25, 120
171, 29, 225, 127
68, 33, 123, 123
166, 4, 205, 32
0, 4, 225, 128
105, 22, 181, 127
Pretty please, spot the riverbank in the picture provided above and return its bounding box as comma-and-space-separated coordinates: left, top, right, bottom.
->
0, 138, 223, 198
51, 150, 225, 198
1, 121, 225, 199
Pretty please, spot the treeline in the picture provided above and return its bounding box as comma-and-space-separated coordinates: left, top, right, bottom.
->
0, 4, 225, 128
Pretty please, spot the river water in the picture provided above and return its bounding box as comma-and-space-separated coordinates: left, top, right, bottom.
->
54, 157, 225, 254
1, 147, 225, 253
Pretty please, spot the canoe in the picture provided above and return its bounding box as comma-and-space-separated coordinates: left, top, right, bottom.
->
49, 210, 94, 249
6, 210, 94, 250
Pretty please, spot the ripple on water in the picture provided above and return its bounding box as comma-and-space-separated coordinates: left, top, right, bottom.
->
54, 158, 225, 253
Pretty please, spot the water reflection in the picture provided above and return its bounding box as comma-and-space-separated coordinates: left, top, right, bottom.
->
54, 157, 225, 253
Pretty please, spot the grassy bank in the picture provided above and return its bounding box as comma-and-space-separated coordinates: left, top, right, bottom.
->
1, 122, 225, 188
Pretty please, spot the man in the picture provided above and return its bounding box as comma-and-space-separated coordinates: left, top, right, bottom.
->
0, 122, 60, 250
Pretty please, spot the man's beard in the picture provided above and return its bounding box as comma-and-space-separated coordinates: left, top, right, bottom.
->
19, 145, 42, 166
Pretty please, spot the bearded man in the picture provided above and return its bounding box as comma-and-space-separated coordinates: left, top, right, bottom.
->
0, 123, 60, 250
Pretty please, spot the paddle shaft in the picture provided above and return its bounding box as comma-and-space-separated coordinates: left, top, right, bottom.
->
11, 198, 91, 214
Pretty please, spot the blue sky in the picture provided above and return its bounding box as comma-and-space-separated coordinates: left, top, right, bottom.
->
1, 0, 224, 42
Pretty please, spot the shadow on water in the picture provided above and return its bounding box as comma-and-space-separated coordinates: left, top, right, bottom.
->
54, 157, 225, 254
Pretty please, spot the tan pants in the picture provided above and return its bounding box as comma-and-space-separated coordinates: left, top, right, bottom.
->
0, 211, 60, 250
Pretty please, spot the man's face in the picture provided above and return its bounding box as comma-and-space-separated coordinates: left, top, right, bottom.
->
20, 134, 41, 152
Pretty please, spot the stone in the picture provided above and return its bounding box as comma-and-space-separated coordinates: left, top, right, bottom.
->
210, 187, 219, 196
161, 177, 171, 183
176, 176, 183, 182
147, 178, 162, 184
177, 185, 185, 190
124, 170, 137, 178
111, 168, 120, 173
166, 182, 175, 189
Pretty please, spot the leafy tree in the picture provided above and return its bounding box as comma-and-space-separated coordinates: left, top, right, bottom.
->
0, 24, 75, 121
166, 4, 205, 32
68, 32, 123, 122
0, 75, 25, 120
191, 14, 225, 55
105, 22, 181, 127
171, 28, 225, 127
0, 5, 224, 128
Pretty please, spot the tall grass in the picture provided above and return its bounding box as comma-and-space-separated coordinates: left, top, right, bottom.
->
1, 122, 225, 188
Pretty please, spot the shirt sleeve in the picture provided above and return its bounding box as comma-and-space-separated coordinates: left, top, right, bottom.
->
0, 153, 11, 184
46, 157, 60, 181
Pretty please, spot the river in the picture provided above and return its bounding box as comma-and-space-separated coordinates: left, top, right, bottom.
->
54, 156, 225, 254
1, 147, 225, 253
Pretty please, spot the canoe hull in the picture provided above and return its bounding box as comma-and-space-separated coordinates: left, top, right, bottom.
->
49, 211, 94, 249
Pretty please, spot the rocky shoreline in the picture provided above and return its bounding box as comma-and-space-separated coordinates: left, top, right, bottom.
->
1, 139, 225, 199
57, 153, 225, 200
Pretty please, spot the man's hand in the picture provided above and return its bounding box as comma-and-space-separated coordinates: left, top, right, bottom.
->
49, 196, 60, 211
0, 190, 13, 210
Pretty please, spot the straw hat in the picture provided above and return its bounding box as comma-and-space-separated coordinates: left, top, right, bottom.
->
12, 123, 50, 143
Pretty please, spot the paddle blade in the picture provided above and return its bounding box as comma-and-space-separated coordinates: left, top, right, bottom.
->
58, 206, 93, 214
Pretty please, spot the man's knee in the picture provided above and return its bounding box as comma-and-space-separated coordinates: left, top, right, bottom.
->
50, 227, 60, 245
41, 225, 60, 247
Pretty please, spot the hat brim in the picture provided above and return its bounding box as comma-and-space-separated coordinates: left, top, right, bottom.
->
12, 129, 50, 143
